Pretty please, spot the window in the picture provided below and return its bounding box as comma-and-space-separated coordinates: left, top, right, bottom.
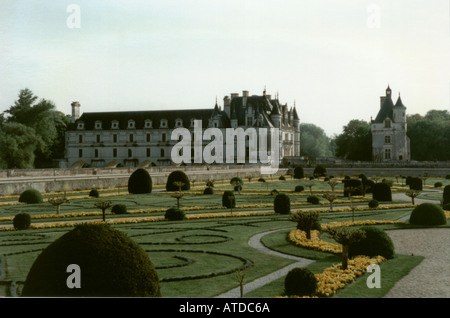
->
113, 149, 117, 158
78, 135, 83, 143
175, 119, 183, 127
96, 135, 101, 143
94, 149, 99, 158
128, 149, 132, 157
146, 148, 151, 157
113, 134, 118, 143
146, 134, 151, 142
111, 121, 119, 129
77, 122, 84, 130
78, 149, 83, 158
385, 119, 391, 128
145, 119, 152, 128
160, 148, 165, 157
129, 134, 134, 142
384, 149, 391, 159
128, 120, 135, 129
160, 119, 168, 128
385, 136, 391, 144
162, 133, 166, 142
247, 117, 253, 126
95, 121, 102, 129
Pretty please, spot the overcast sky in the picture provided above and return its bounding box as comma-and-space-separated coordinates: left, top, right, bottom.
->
1, 0, 449, 136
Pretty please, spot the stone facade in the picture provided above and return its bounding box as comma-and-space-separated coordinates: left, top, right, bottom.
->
371, 86, 411, 162
64, 89, 301, 168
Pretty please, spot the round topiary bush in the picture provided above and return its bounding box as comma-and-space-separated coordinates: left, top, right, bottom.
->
368, 199, 379, 209
294, 166, 304, 179
165, 208, 185, 221
307, 196, 320, 205
111, 204, 127, 214
443, 185, 450, 205
13, 213, 31, 230
18, 189, 43, 204
166, 170, 190, 191
284, 267, 318, 297
258, 177, 266, 183
128, 168, 153, 194
89, 189, 99, 198
313, 165, 327, 177
271, 189, 279, 196
203, 187, 214, 195
21, 223, 161, 297
222, 190, 236, 209
348, 226, 395, 259
372, 183, 392, 202
434, 182, 443, 188
409, 203, 447, 225
274, 193, 290, 214
279, 175, 286, 181
294, 185, 304, 193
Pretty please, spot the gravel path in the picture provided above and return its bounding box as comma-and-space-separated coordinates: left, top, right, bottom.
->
384, 228, 450, 298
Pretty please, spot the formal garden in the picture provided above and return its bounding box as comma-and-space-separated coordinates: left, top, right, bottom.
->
0, 167, 449, 297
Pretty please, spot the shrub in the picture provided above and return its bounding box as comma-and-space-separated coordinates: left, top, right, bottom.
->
234, 185, 242, 192
290, 211, 321, 239
128, 168, 153, 194
166, 170, 190, 191
284, 267, 317, 297
363, 179, 375, 194
165, 208, 185, 221
89, 189, 99, 198
307, 195, 320, 205
274, 193, 290, 214
294, 185, 304, 193
206, 180, 214, 187
434, 182, 443, 188
446, 174, 450, 180
408, 177, 423, 191
368, 199, 379, 208
13, 213, 31, 230
258, 177, 266, 182
279, 175, 286, 181
222, 190, 236, 209
111, 204, 127, 214
443, 203, 450, 211
203, 187, 214, 195
230, 177, 243, 186
348, 226, 395, 259
21, 223, 160, 297
372, 183, 392, 202
409, 203, 446, 225
358, 174, 367, 179
294, 166, 304, 179
18, 189, 43, 204
343, 179, 363, 197
313, 165, 327, 177
443, 185, 450, 205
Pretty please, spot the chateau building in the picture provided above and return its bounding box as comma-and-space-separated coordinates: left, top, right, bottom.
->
64, 90, 301, 168
371, 86, 410, 162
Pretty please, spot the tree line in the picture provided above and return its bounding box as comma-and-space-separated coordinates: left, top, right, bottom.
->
0, 88, 448, 169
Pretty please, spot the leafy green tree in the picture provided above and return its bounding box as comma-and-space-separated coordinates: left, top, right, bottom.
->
0, 122, 39, 169
300, 123, 333, 157
334, 119, 372, 161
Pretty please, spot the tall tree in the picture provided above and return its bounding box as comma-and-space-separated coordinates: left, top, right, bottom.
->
0, 123, 39, 169
300, 123, 333, 157
334, 119, 372, 161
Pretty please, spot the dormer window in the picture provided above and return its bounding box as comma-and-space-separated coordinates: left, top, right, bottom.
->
94, 120, 102, 129
128, 120, 135, 129
77, 121, 85, 130
160, 119, 168, 128
175, 118, 183, 128
111, 120, 119, 129
385, 119, 391, 128
145, 119, 152, 128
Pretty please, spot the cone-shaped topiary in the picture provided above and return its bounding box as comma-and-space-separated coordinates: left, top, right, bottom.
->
372, 183, 392, 202
222, 190, 236, 209
166, 170, 190, 191
409, 203, 447, 225
443, 185, 450, 205
21, 223, 160, 297
18, 189, 43, 204
284, 267, 318, 297
128, 168, 153, 194
274, 193, 290, 214
348, 226, 395, 259
13, 213, 31, 230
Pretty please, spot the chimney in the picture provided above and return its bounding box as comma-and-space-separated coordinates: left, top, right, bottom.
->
230, 93, 239, 99
71, 101, 80, 123
242, 90, 249, 97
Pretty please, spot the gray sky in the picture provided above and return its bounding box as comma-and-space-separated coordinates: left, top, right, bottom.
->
1, 0, 449, 136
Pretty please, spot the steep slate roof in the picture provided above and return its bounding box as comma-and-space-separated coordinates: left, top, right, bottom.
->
394, 95, 406, 108
373, 96, 394, 123
230, 95, 274, 126
68, 109, 215, 130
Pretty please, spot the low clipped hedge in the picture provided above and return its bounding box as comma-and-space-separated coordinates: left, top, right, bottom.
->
348, 226, 395, 259
18, 189, 43, 204
307, 196, 320, 205
409, 203, 447, 225
13, 213, 31, 230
